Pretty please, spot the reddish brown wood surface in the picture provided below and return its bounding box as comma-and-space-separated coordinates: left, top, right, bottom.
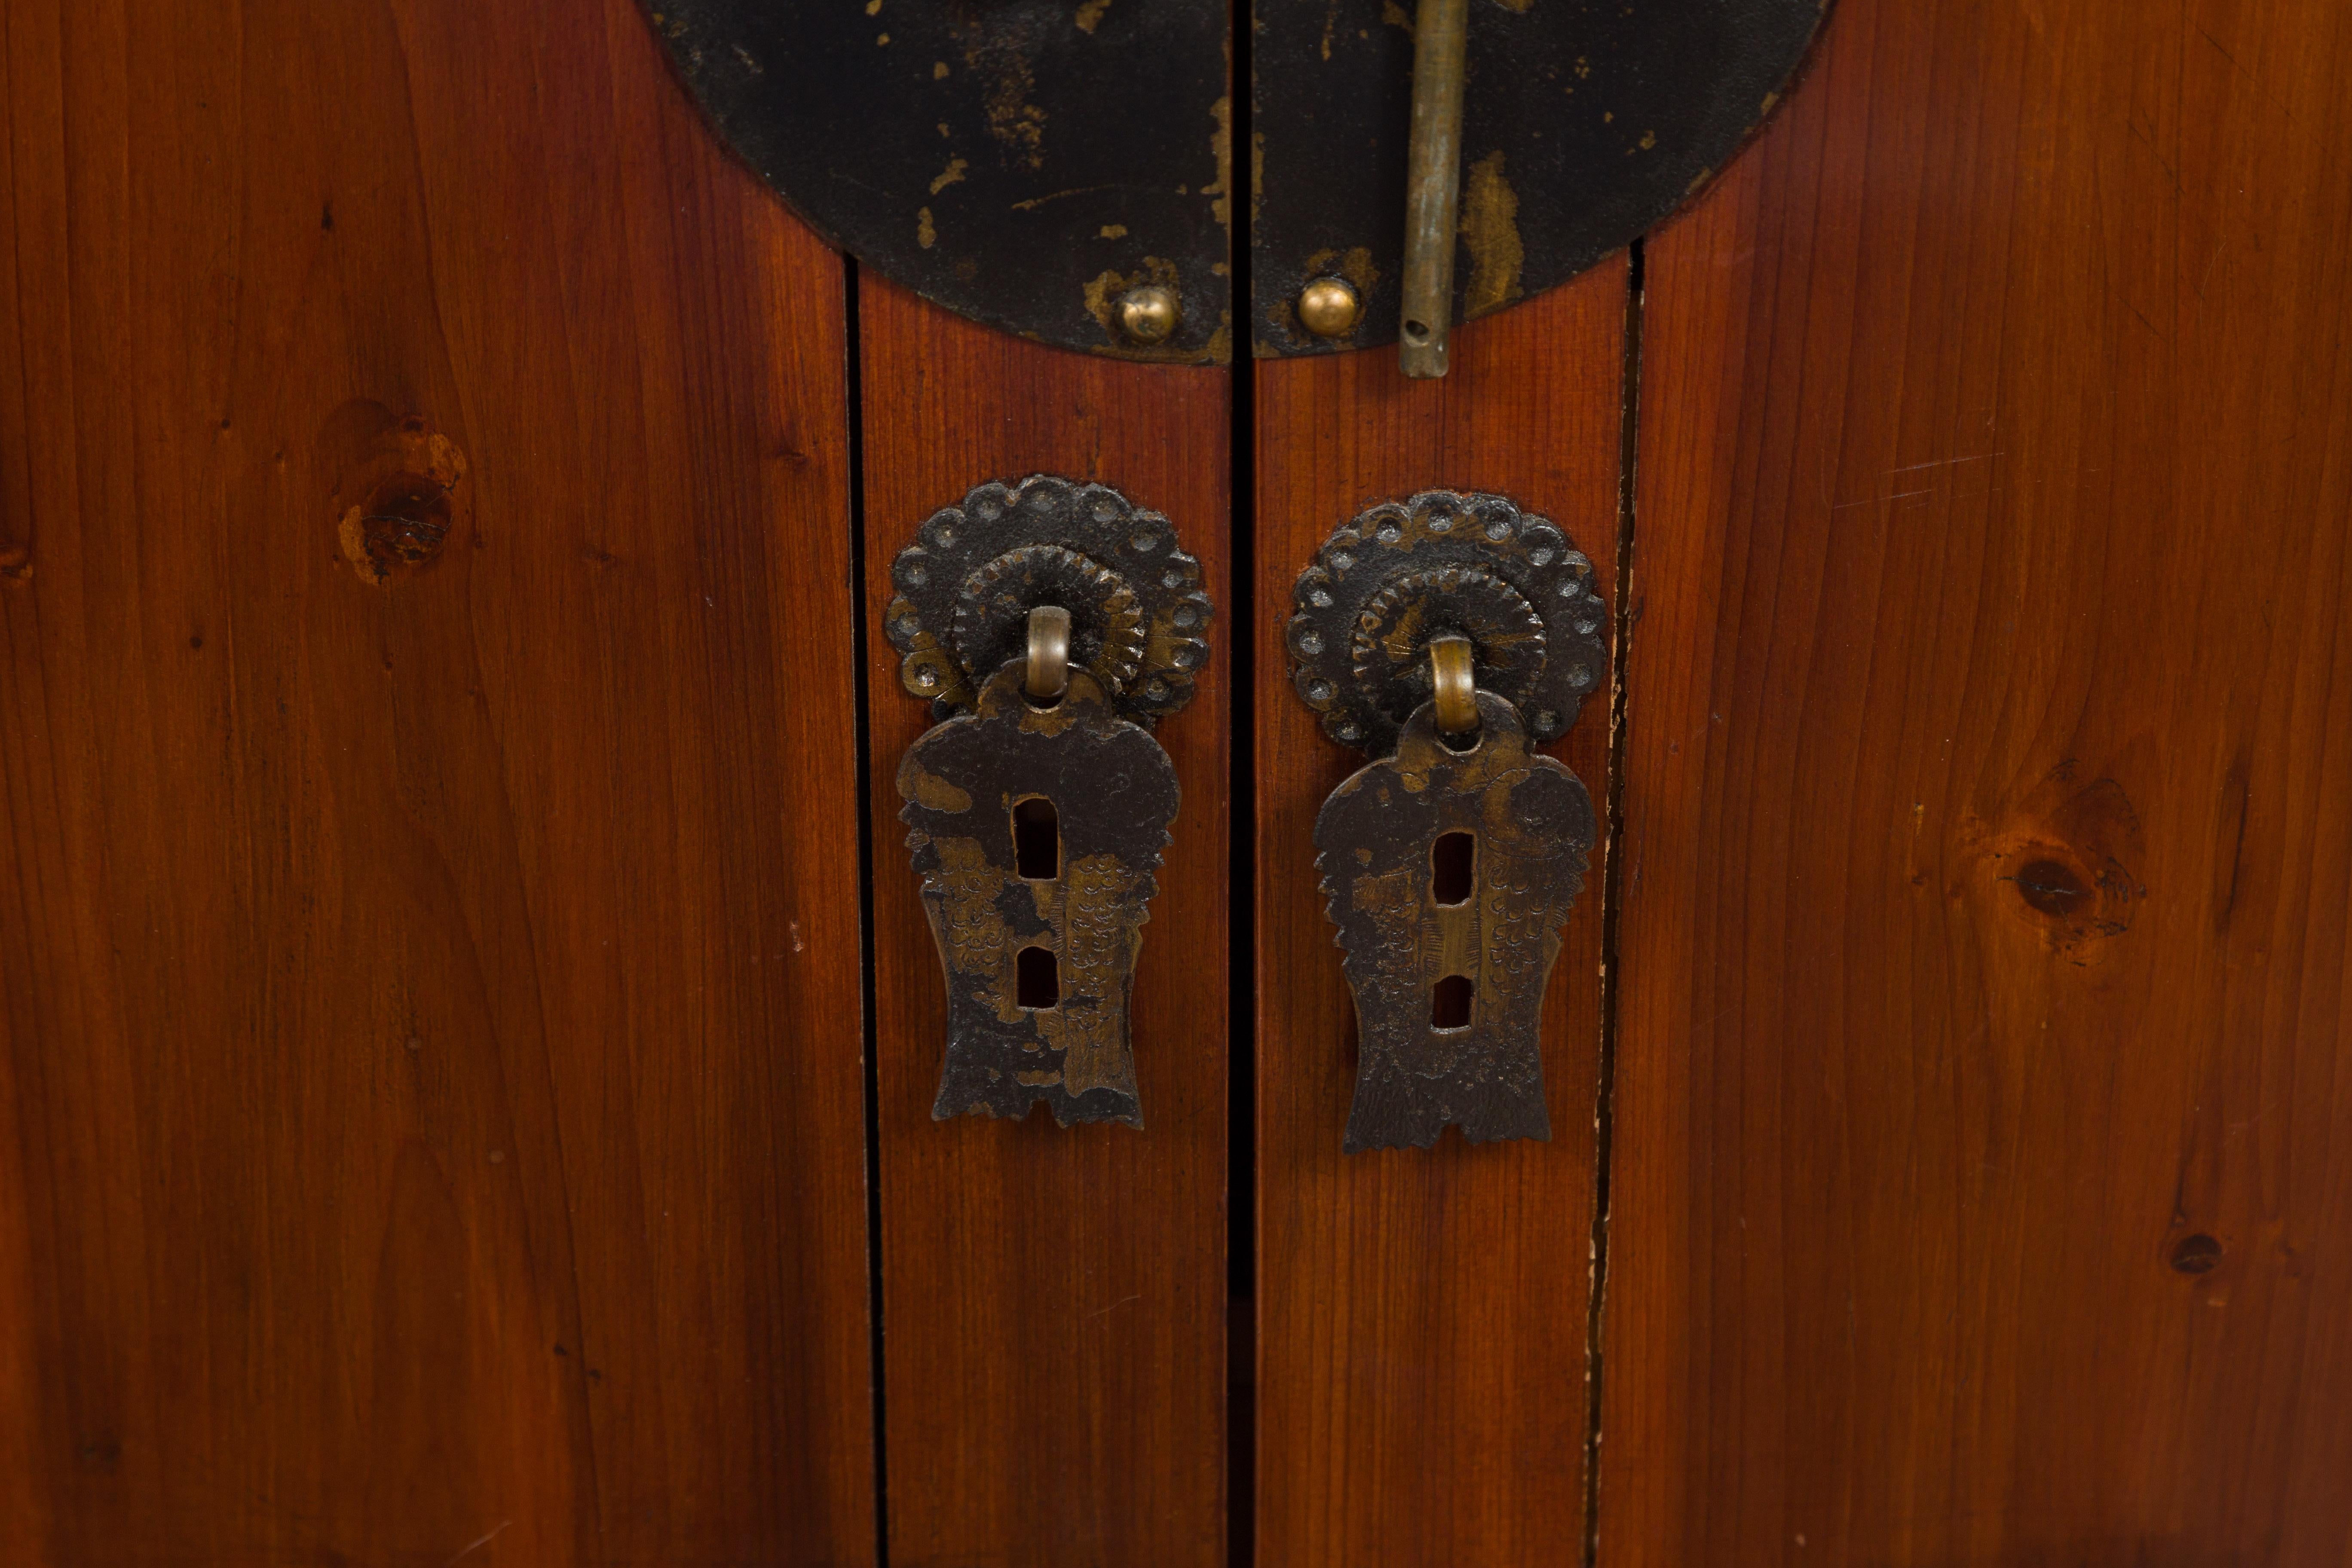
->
858, 279, 1231, 1567
1254, 271, 1626, 1566
0, 1, 875, 1561
1605, 0, 2352, 1559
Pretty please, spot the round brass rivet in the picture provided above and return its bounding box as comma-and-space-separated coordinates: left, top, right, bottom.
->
1115, 285, 1180, 344
1298, 277, 1361, 338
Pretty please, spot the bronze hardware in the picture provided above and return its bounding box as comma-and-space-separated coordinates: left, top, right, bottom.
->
643, 0, 1826, 362
1251, 0, 1830, 360
1025, 604, 1072, 701
1428, 634, 1478, 736
1297, 277, 1363, 340
1399, 0, 1470, 377
887, 477, 1213, 1128
1288, 491, 1604, 1150
1115, 285, 1183, 346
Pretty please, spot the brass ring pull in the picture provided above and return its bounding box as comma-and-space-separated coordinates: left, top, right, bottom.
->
1026, 604, 1072, 701
1430, 634, 1478, 736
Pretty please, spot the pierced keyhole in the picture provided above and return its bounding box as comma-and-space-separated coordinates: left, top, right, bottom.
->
1431, 831, 1476, 906
1017, 945, 1060, 1010
1430, 974, 1473, 1030
1013, 796, 1060, 880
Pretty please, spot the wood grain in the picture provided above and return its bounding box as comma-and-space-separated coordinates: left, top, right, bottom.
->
1604, 0, 2352, 1559
858, 278, 1231, 1568
1253, 270, 1626, 1566
0, 0, 875, 1561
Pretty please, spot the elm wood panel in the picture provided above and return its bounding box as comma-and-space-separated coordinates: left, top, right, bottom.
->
1254, 270, 1625, 1568
1604, 0, 2352, 1560
858, 278, 1231, 1568
0, 1, 875, 1562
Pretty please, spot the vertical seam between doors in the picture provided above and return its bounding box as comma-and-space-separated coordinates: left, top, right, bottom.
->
843, 254, 893, 1568
1584, 235, 1645, 1568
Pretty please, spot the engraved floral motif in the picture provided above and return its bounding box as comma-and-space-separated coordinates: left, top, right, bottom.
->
1289, 490, 1606, 754
899, 664, 1179, 1127
1314, 692, 1593, 1151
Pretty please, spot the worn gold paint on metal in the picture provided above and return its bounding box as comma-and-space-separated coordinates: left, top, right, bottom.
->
902, 764, 974, 814
890, 475, 1208, 1127
899, 665, 1179, 1127
1290, 490, 1606, 756
1291, 491, 1608, 1149
969, 42, 1047, 170
1460, 150, 1525, 317
1033, 852, 1146, 1098
894, 628, 975, 709
1205, 95, 1233, 231
1315, 692, 1594, 1150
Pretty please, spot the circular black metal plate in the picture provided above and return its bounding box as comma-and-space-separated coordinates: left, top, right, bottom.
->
1252, 0, 1828, 356
645, 0, 1231, 363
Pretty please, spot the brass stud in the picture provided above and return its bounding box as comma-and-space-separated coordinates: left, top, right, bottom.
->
1297, 277, 1362, 339
1115, 285, 1180, 345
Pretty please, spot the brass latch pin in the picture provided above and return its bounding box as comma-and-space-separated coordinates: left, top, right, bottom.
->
1399, 0, 1470, 378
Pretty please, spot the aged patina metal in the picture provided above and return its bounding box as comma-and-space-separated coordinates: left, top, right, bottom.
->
1253, 0, 1830, 357
642, 0, 1230, 363
885, 476, 1213, 728
1317, 692, 1593, 1150
1296, 276, 1363, 339
900, 664, 1180, 1127
1397, 0, 1471, 377
888, 477, 1211, 1127
641, 0, 1824, 363
1025, 604, 1072, 700
1287, 490, 1607, 757
1115, 285, 1183, 346
1429, 634, 1478, 735
1290, 490, 1605, 1150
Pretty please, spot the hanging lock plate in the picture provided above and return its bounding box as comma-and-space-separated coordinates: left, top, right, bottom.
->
1290, 492, 1603, 1151
639, 0, 1827, 364
888, 478, 1212, 1128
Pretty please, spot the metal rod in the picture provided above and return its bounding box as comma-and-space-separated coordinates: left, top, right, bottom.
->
1400, 0, 1470, 379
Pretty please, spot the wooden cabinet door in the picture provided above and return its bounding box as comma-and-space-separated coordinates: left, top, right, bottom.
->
855, 288, 1233, 1568
0, 9, 1236, 1567
1602, 0, 2352, 1558
1250, 1, 2352, 1565
0, 2, 879, 1560
9, 0, 2352, 1564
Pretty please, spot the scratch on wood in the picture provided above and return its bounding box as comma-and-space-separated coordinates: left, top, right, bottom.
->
441, 1520, 511, 1568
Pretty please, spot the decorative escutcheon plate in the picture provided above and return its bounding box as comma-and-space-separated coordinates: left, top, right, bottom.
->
899, 665, 1179, 1127
888, 476, 1213, 1128
1290, 490, 1604, 1151
1315, 691, 1593, 1150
